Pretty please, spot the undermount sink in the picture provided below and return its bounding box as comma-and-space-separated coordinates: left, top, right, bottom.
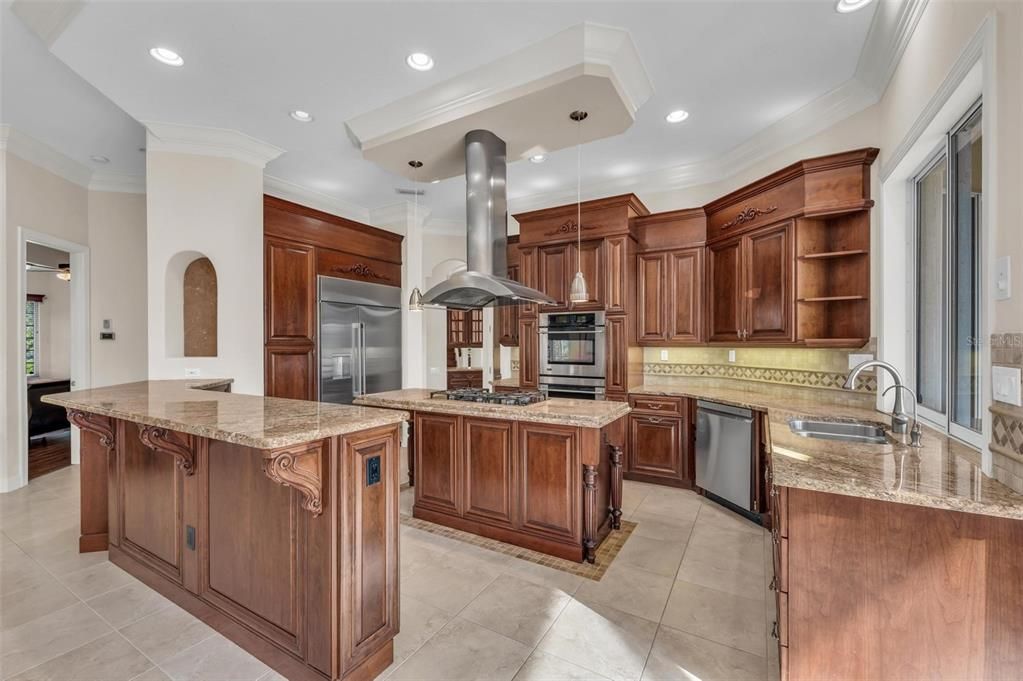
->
788, 419, 888, 444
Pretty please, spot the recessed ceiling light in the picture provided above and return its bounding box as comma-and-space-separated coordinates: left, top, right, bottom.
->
289, 110, 314, 123
406, 52, 435, 71
835, 0, 874, 13
529, 154, 547, 164
665, 110, 690, 124
431, 179, 441, 184
149, 47, 184, 66
90, 155, 110, 164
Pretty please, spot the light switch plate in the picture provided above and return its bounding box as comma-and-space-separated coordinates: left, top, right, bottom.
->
995, 255, 1011, 301
660, 350, 668, 362
185, 368, 201, 377
728, 350, 736, 363
992, 365, 1022, 406
848, 353, 874, 370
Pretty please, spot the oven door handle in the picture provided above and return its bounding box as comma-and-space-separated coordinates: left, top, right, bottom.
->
538, 328, 605, 335
541, 387, 606, 395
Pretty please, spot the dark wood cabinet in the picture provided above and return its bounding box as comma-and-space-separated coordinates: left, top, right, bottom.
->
414, 413, 461, 516
447, 370, 483, 390
605, 315, 629, 398
497, 264, 520, 346
265, 346, 316, 401
463, 418, 516, 529
517, 424, 579, 542
535, 241, 606, 311
637, 254, 666, 342
537, 244, 570, 310
519, 317, 538, 389
624, 395, 693, 487
667, 249, 703, 343
706, 222, 793, 344
265, 239, 317, 343
603, 235, 630, 314
447, 309, 483, 347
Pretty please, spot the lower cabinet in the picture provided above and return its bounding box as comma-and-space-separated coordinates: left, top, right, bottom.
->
265, 344, 316, 400
462, 418, 516, 528
625, 395, 694, 487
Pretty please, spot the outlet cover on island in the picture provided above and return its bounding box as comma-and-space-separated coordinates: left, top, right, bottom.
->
848, 353, 873, 370
728, 350, 736, 363
660, 350, 668, 362
185, 368, 201, 377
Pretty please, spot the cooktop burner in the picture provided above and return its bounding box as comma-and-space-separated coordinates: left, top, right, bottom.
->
430, 388, 547, 406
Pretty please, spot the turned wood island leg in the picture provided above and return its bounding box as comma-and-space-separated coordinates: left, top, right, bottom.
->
608, 442, 623, 530
582, 464, 598, 564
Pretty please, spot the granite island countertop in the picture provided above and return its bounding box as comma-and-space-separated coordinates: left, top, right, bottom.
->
634, 377, 1023, 521
355, 389, 629, 429
43, 379, 408, 450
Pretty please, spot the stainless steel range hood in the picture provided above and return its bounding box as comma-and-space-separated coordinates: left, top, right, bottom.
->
421, 130, 556, 309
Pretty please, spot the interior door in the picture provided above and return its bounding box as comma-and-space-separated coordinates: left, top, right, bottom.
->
319, 302, 359, 404
745, 222, 793, 342
360, 305, 402, 396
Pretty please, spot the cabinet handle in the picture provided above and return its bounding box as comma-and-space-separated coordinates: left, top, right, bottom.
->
647, 417, 664, 424
647, 404, 662, 410
769, 575, 777, 591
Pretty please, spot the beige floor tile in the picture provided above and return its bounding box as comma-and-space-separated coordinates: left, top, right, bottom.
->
632, 490, 703, 522
401, 551, 500, 614
391, 594, 451, 664
627, 512, 695, 544
615, 535, 684, 578
697, 501, 765, 536
59, 562, 136, 600
86, 581, 172, 628
641, 625, 767, 681
118, 605, 217, 664
16, 528, 109, 578
0, 554, 52, 597
686, 522, 764, 566
0, 577, 79, 631
574, 563, 674, 623
661, 581, 767, 657
389, 618, 530, 681
460, 574, 570, 646
255, 672, 287, 681
513, 651, 613, 681
160, 635, 269, 681
537, 600, 658, 681
677, 542, 765, 601
0, 603, 112, 678
8, 631, 152, 681
130, 668, 173, 681
501, 559, 583, 596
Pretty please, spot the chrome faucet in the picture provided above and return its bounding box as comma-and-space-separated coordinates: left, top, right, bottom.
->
882, 384, 924, 447
843, 360, 909, 435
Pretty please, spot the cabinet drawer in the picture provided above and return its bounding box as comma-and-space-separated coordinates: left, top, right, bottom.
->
628, 395, 683, 416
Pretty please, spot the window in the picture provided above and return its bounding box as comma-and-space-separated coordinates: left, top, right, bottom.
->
913, 100, 983, 447
25, 297, 41, 377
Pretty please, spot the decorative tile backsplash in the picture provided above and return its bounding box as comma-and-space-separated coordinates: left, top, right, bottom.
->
642, 362, 876, 392
990, 334, 1023, 493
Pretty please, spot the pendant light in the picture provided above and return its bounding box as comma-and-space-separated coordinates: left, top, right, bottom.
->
408, 160, 425, 312
568, 110, 589, 303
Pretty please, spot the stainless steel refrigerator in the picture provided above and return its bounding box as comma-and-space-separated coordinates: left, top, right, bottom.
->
318, 276, 402, 404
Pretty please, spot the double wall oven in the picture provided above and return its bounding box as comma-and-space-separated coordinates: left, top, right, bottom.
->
538, 311, 606, 400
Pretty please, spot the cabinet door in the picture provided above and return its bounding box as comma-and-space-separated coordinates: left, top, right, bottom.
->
498, 265, 520, 346
637, 253, 666, 343
567, 240, 604, 310
627, 415, 683, 481
469, 309, 484, 347
667, 248, 703, 344
537, 244, 569, 311
604, 235, 629, 314
518, 424, 579, 542
447, 310, 466, 346
706, 238, 744, 343
462, 418, 516, 528
519, 318, 538, 389
414, 413, 461, 515
745, 222, 793, 342
266, 346, 316, 400
606, 315, 628, 394
265, 239, 316, 343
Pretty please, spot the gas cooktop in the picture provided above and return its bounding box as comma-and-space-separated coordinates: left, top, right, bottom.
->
430, 388, 547, 406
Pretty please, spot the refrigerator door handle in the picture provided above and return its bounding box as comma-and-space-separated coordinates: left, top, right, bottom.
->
351, 323, 365, 396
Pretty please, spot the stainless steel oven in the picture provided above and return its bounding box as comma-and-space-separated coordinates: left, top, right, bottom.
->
538, 311, 605, 380
539, 375, 606, 401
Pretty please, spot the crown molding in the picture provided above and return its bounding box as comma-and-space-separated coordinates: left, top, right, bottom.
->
0, 124, 93, 188
263, 174, 371, 224
88, 171, 146, 194
369, 201, 416, 235
144, 121, 285, 168
855, 0, 929, 96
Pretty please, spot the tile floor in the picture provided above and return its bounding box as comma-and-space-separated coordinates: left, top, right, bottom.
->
1, 466, 779, 681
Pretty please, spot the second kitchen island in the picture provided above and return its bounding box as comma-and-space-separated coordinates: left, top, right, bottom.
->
355, 389, 630, 563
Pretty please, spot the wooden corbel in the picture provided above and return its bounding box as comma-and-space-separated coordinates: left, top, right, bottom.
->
138, 425, 196, 476
262, 443, 325, 516
67, 409, 115, 449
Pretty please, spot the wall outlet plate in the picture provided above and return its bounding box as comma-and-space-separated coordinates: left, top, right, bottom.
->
660, 350, 668, 361
992, 365, 1022, 406
185, 368, 201, 377
728, 350, 736, 363
995, 255, 1011, 301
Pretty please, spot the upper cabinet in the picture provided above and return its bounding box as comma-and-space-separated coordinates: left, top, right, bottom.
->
447, 309, 483, 348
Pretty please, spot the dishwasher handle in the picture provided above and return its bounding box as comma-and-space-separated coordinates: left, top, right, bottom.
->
696, 400, 754, 421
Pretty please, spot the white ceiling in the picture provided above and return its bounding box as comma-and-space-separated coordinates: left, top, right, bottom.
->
4, 0, 880, 224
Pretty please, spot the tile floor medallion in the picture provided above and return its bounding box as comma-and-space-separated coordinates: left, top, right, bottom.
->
1, 466, 779, 681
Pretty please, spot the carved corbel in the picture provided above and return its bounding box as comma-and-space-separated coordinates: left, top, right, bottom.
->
262, 444, 325, 516
138, 425, 196, 476
67, 410, 115, 449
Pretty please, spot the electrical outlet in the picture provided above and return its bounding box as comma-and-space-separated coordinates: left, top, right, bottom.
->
185, 368, 201, 377
848, 353, 873, 370
728, 350, 736, 363
660, 350, 669, 362
995, 255, 1011, 300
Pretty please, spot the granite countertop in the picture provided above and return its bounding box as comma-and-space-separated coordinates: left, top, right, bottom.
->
634, 377, 1023, 521
43, 379, 408, 450
492, 376, 520, 389
355, 389, 630, 429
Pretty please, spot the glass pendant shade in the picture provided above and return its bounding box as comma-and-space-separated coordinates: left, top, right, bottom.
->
408, 287, 424, 312
569, 270, 588, 303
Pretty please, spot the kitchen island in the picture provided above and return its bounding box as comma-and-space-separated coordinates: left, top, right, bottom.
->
43, 379, 408, 681
355, 389, 630, 563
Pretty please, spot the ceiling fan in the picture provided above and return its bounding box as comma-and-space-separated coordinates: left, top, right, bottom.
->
26, 261, 71, 281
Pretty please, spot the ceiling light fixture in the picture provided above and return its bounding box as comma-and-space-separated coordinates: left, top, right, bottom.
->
408, 160, 425, 312
289, 110, 314, 123
431, 179, 441, 184
665, 110, 689, 124
90, 155, 110, 164
56, 263, 71, 282
529, 154, 547, 164
405, 52, 434, 71
568, 110, 589, 304
835, 0, 874, 13
149, 47, 184, 66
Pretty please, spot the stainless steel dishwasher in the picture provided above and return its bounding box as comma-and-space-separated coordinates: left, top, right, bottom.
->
695, 400, 755, 513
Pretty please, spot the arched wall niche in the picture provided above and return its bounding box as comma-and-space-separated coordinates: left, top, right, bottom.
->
165, 251, 218, 358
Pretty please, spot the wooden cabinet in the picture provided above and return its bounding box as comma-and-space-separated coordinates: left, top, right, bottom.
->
497, 264, 520, 346
519, 317, 538, 389
447, 309, 483, 347
517, 424, 579, 542
605, 315, 629, 399
265, 346, 316, 401
535, 241, 606, 311
265, 239, 316, 343
537, 244, 569, 310
637, 248, 703, 345
706, 222, 793, 344
414, 413, 461, 516
447, 370, 483, 390
462, 418, 516, 528
625, 395, 693, 487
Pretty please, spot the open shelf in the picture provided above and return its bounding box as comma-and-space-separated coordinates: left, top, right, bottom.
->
798, 249, 868, 260
803, 337, 870, 348
797, 295, 867, 303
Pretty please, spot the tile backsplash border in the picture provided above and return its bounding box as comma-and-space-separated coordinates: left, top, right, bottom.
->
990, 333, 1023, 494
642, 362, 877, 392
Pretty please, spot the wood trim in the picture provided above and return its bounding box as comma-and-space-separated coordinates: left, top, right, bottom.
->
512, 193, 650, 223
137, 425, 196, 476
264, 196, 403, 265
263, 441, 327, 516
264, 195, 403, 245
26, 293, 46, 302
